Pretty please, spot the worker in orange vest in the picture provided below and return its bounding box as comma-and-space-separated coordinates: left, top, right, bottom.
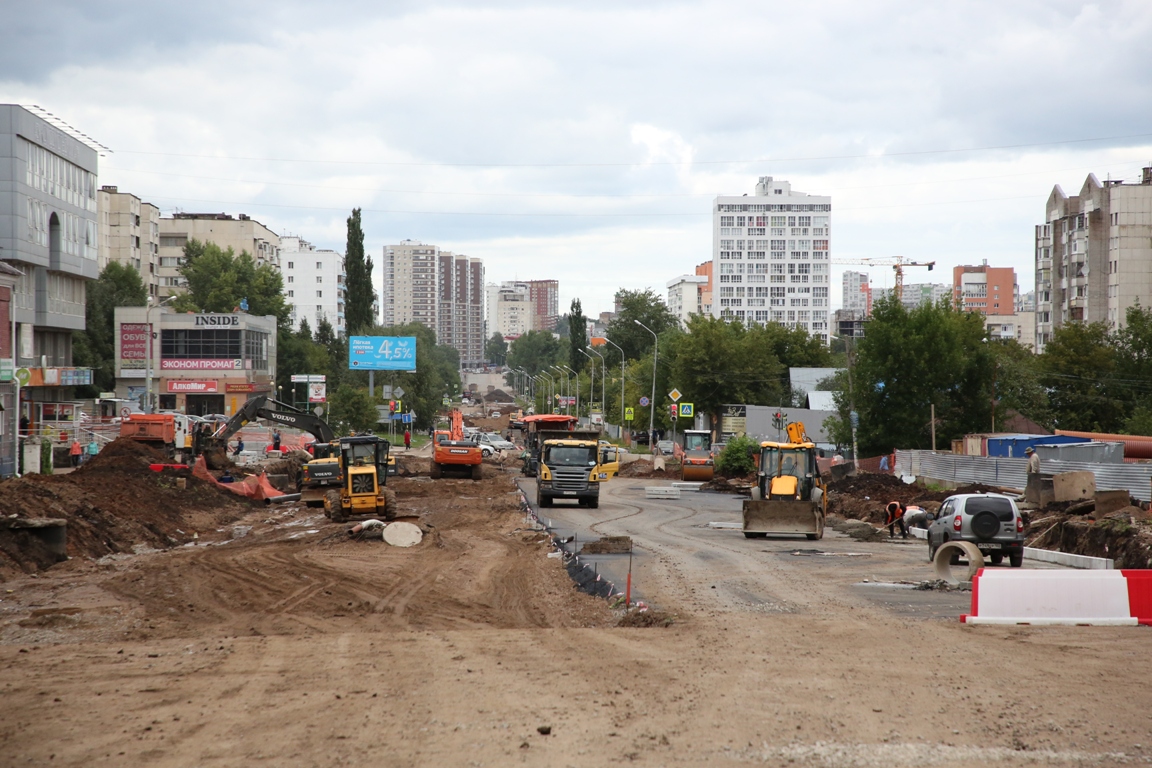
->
885, 501, 908, 539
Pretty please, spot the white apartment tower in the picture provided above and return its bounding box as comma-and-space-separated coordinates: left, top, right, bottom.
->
666, 274, 709, 327
841, 271, 871, 316
710, 176, 831, 341
281, 236, 346, 334
1035, 168, 1152, 351
485, 281, 535, 339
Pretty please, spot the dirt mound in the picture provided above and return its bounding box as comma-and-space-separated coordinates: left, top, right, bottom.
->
0, 438, 256, 581
1027, 513, 1152, 568
618, 459, 670, 478
701, 476, 754, 493
827, 473, 1008, 523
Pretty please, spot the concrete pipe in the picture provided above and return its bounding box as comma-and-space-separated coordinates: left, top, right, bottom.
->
933, 540, 985, 585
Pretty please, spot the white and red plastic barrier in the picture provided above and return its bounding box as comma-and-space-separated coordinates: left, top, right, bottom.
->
962, 569, 1152, 626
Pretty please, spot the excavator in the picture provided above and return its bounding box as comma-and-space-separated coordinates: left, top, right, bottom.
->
431, 408, 484, 480
741, 422, 826, 540
195, 395, 335, 469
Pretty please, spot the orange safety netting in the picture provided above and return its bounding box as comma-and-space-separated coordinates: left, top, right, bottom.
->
191, 456, 286, 501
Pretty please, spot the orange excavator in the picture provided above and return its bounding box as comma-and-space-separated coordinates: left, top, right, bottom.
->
431, 408, 484, 480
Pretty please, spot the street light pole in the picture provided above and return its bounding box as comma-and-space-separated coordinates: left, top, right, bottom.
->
145, 295, 177, 414
550, 365, 567, 414
634, 319, 658, 448
579, 349, 596, 425
562, 365, 578, 419
603, 336, 626, 442
587, 345, 606, 426
540, 371, 555, 413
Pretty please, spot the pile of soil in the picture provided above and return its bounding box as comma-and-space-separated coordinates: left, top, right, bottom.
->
618, 459, 670, 478
827, 472, 1002, 524
1027, 512, 1152, 568
0, 438, 256, 580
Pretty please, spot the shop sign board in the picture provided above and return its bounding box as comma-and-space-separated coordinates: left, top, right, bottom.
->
166, 380, 218, 393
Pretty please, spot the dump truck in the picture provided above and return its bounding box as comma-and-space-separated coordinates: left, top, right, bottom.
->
317, 435, 397, 523
520, 414, 580, 476
431, 408, 483, 480
742, 422, 826, 540
536, 432, 609, 508
679, 429, 715, 482
119, 413, 196, 463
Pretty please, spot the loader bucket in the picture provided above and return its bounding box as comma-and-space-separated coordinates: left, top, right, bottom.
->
681, 463, 714, 482
742, 499, 824, 539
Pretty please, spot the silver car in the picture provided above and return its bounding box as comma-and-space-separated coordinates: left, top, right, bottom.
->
478, 432, 517, 452
927, 493, 1025, 567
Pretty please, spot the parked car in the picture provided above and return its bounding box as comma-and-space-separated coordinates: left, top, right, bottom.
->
655, 439, 675, 455
478, 432, 516, 451
631, 430, 650, 446
927, 493, 1025, 567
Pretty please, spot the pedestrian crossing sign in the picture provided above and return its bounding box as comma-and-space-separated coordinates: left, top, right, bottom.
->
679, 403, 694, 418
624, 407, 635, 421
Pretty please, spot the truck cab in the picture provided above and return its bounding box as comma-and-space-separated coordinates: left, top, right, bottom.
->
536, 438, 605, 508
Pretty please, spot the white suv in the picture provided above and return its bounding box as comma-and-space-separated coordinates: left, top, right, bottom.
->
927, 493, 1026, 567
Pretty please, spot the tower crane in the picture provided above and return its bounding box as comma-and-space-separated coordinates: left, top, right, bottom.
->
832, 256, 936, 301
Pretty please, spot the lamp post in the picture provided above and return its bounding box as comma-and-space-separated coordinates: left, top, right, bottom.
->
579, 349, 597, 425
634, 319, 658, 449
587, 345, 606, 427
550, 365, 567, 414
602, 337, 626, 442
145, 295, 177, 414
540, 370, 556, 413
561, 364, 578, 419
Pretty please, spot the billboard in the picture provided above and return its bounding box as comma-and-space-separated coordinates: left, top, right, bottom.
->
348, 336, 416, 371
119, 323, 150, 370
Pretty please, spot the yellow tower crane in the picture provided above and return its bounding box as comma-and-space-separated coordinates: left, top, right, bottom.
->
832, 256, 937, 301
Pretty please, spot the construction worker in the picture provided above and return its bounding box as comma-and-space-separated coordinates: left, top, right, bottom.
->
902, 504, 931, 530
1025, 447, 1040, 475
885, 501, 909, 539
272, 429, 282, 451
233, 438, 245, 457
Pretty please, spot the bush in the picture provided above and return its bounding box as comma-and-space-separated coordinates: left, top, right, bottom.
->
715, 434, 758, 477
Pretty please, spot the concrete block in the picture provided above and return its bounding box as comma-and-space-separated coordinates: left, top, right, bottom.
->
1052, 471, 1095, 503
1025, 474, 1054, 505
645, 487, 680, 499
1094, 489, 1132, 516
964, 570, 1135, 625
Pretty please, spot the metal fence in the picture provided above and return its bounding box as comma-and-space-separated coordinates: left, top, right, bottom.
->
895, 450, 1152, 502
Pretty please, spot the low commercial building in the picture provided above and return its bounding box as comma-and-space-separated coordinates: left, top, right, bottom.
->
113, 307, 277, 416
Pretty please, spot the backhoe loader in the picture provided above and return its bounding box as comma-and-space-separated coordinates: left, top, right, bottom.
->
742, 422, 826, 540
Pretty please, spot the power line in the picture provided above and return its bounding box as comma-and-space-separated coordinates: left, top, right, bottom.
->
113, 132, 1152, 169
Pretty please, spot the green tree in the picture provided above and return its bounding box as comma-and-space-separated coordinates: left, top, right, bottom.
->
566, 298, 588, 372
853, 296, 993, 454
1123, 406, 1152, 436
343, 208, 376, 334
666, 315, 787, 429
485, 333, 508, 366
326, 385, 379, 434
1112, 303, 1152, 419
506, 330, 563, 376
715, 434, 758, 477
990, 339, 1049, 429
605, 288, 678, 360
174, 240, 290, 326
72, 262, 148, 395
1039, 321, 1122, 432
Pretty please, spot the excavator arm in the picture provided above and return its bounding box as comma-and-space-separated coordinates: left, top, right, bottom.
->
254, 407, 335, 443
198, 395, 335, 467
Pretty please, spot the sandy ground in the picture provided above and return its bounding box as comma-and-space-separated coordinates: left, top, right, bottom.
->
1, 466, 1151, 767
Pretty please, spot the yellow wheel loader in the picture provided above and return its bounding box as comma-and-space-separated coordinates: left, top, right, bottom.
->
319, 436, 398, 524
741, 422, 826, 540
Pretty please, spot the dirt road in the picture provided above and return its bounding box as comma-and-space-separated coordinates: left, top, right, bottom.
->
2, 467, 1150, 766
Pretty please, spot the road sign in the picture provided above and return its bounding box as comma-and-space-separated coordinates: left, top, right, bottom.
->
313, 406, 324, 417
442, 397, 451, 406
639, 396, 650, 406
394, 386, 406, 398
679, 403, 694, 418
624, 407, 635, 421
668, 388, 682, 402
290, 374, 326, 383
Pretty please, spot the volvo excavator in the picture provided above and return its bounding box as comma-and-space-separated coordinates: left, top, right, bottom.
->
195, 395, 335, 469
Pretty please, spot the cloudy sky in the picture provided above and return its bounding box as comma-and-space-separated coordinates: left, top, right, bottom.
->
4, 1, 1152, 316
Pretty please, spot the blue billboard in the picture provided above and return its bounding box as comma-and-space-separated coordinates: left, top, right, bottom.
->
348, 336, 417, 371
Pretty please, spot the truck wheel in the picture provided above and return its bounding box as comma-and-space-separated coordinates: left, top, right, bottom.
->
430, 462, 442, 479
471, 464, 482, 481
806, 533, 819, 540
588, 497, 599, 509
538, 494, 552, 508
381, 489, 398, 520
324, 490, 346, 523
1009, 551, 1024, 568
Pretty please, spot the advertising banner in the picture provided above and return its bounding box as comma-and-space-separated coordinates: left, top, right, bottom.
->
119, 323, 150, 370
348, 336, 416, 371
161, 359, 243, 371
308, 383, 327, 402
721, 404, 748, 437
166, 380, 219, 393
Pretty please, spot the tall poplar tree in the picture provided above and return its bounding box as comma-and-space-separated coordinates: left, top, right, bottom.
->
343, 208, 376, 335
567, 298, 588, 372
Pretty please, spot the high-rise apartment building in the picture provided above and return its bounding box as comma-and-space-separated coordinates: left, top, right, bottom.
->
1035, 168, 1152, 351
158, 213, 281, 297
0, 105, 101, 470
841, 271, 871, 316
97, 186, 159, 297
281, 236, 346, 334
710, 176, 831, 341
382, 241, 484, 367
953, 263, 1016, 316
873, 283, 951, 312
485, 281, 535, 339
666, 274, 709, 326
525, 279, 559, 333
695, 261, 713, 317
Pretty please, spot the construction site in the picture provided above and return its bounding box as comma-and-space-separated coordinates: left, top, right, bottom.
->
2, 405, 1152, 767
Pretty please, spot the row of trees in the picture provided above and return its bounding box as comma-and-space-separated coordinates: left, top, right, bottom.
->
74, 208, 461, 434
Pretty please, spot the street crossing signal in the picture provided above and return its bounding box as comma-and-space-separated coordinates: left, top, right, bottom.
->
669, 404, 678, 420
772, 411, 786, 430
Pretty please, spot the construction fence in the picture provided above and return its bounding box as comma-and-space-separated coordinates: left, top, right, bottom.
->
895, 450, 1152, 503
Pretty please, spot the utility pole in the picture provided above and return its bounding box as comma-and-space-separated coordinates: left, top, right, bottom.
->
846, 334, 859, 462
635, 320, 658, 449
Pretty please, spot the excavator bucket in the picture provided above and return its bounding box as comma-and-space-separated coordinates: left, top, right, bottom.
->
742, 499, 824, 539
681, 462, 714, 482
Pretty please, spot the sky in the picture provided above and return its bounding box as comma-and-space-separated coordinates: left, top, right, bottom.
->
4, 0, 1152, 317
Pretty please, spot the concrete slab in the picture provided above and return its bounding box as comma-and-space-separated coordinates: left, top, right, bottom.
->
1053, 471, 1096, 502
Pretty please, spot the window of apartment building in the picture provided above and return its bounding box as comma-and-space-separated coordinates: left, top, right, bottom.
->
720, 216, 734, 226
316, 261, 322, 269
287, 261, 293, 269
159, 235, 187, 248
316, 290, 322, 298
316, 276, 323, 283
287, 276, 294, 283
287, 290, 294, 297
